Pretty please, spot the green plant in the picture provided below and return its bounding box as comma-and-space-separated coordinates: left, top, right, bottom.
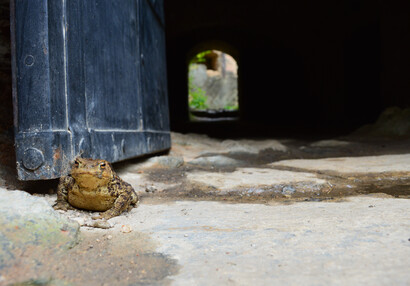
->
188, 75, 208, 110
223, 105, 239, 111
190, 50, 212, 64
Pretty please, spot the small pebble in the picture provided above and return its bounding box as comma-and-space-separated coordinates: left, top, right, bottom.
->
71, 217, 86, 226
107, 235, 113, 240
184, 234, 188, 237
145, 185, 157, 193
121, 224, 132, 233
282, 186, 296, 195
86, 220, 112, 229
91, 213, 101, 220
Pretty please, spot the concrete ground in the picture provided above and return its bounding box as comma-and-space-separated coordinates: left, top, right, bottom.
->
1, 131, 410, 285
104, 197, 410, 285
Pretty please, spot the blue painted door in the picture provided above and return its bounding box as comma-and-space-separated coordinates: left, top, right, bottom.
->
11, 0, 170, 180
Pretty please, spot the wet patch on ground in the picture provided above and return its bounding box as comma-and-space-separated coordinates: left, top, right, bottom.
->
137, 164, 410, 204
3, 230, 180, 286
183, 138, 410, 167
122, 134, 410, 204
270, 165, 410, 198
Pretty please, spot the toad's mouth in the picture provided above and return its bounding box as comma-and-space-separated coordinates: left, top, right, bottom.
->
72, 171, 101, 178
72, 172, 111, 188
71, 170, 110, 179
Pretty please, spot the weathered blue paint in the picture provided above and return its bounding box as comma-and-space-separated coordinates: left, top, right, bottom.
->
11, 0, 170, 180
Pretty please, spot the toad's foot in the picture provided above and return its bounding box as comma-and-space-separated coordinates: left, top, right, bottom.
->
53, 202, 76, 211
92, 211, 116, 221
92, 192, 136, 220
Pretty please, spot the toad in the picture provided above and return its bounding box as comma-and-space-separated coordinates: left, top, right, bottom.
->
53, 157, 138, 220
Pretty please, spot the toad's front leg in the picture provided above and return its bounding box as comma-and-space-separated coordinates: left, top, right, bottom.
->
53, 176, 76, 211
93, 185, 135, 220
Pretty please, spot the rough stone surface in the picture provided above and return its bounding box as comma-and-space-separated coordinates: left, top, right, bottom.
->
310, 139, 351, 147
221, 139, 287, 154
188, 155, 242, 168
1, 131, 409, 285
187, 168, 326, 191
0, 188, 80, 269
170, 132, 287, 162
146, 155, 185, 169
271, 153, 410, 174
189, 63, 208, 87
109, 197, 410, 285
202, 70, 238, 109
4, 194, 409, 285
108, 133, 410, 201
352, 107, 410, 138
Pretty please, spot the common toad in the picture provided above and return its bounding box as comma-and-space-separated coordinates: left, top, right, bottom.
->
53, 157, 138, 220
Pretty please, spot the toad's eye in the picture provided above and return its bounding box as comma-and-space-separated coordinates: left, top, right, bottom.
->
73, 160, 80, 167
99, 162, 106, 169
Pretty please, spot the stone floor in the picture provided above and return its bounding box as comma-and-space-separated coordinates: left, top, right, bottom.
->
1, 131, 409, 285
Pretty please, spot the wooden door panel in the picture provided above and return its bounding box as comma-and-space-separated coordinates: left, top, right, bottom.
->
139, 0, 169, 131
11, 0, 170, 180
79, 0, 142, 130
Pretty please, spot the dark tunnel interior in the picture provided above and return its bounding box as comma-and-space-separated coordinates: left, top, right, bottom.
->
164, 0, 410, 138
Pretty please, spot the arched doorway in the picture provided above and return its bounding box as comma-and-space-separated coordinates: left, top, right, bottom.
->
187, 50, 239, 121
